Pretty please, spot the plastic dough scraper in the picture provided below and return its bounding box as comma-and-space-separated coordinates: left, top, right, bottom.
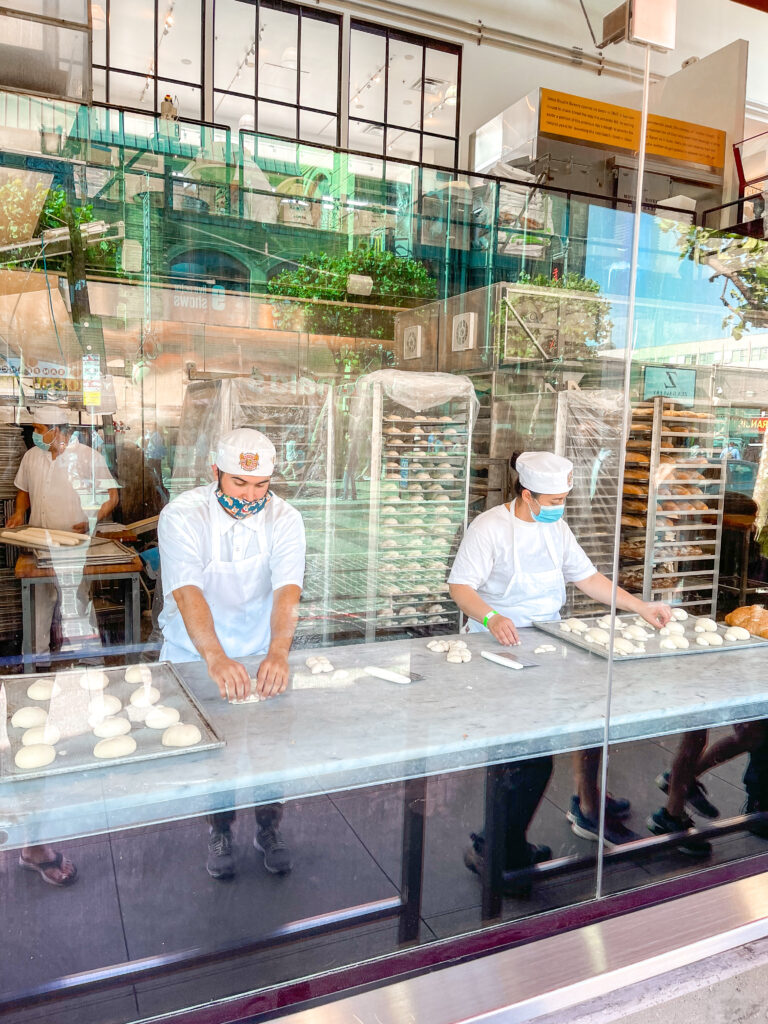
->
364, 665, 424, 685
481, 650, 538, 670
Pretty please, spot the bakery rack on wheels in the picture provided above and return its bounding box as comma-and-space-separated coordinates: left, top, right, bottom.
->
346, 370, 478, 642
170, 377, 338, 646
620, 396, 726, 617
554, 389, 624, 616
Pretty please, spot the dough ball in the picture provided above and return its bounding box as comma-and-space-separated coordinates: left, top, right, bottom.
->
129, 685, 161, 709
564, 617, 589, 633
660, 622, 685, 636
705, 632, 723, 646
696, 635, 710, 647
460, 649, 472, 662
79, 670, 110, 691
144, 705, 181, 730
26, 678, 60, 702
93, 735, 137, 759
613, 637, 635, 655
695, 617, 718, 633
14, 743, 56, 770
673, 635, 690, 649
596, 615, 613, 629
124, 665, 153, 684
624, 625, 650, 641
22, 724, 61, 746
660, 637, 678, 650
161, 723, 202, 748
93, 715, 132, 738
559, 623, 572, 633
87, 694, 123, 726
585, 627, 610, 646
672, 608, 688, 621
11, 706, 48, 729
448, 640, 468, 649
725, 626, 750, 642
446, 652, 463, 664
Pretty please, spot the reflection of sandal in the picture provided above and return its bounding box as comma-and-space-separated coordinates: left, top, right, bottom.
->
19, 851, 78, 887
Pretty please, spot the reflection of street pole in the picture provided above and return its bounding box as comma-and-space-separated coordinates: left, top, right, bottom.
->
61, 176, 116, 475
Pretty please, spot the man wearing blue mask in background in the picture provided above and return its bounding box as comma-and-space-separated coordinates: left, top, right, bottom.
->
449, 451, 672, 891
158, 427, 305, 880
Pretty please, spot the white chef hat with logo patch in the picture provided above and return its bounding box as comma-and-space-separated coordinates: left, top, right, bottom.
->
215, 427, 276, 477
516, 451, 574, 494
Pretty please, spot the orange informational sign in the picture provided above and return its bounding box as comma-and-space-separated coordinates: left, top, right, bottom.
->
539, 89, 726, 169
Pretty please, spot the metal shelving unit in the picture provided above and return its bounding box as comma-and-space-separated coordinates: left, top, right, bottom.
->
555, 389, 624, 615
620, 396, 725, 616
362, 377, 475, 641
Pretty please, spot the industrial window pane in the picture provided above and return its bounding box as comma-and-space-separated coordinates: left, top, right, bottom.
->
349, 26, 385, 123
92, 2, 106, 65
213, 91, 255, 136
5, 0, 88, 21
299, 109, 337, 146
157, 0, 202, 84
109, 0, 155, 76
299, 14, 339, 113
258, 100, 297, 140
421, 132, 456, 167
214, 0, 256, 94
386, 126, 420, 162
109, 70, 155, 111
423, 47, 458, 139
258, 6, 298, 104
92, 66, 106, 103
387, 36, 423, 130
349, 117, 384, 156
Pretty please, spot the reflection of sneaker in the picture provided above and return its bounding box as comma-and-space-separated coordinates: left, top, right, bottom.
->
207, 827, 235, 879
567, 796, 638, 848
254, 826, 292, 874
656, 771, 720, 819
463, 834, 551, 898
605, 793, 631, 819
745, 797, 768, 839
647, 807, 712, 857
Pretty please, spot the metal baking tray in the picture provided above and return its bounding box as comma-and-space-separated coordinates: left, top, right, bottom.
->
0, 662, 223, 783
533, 615, 768, 661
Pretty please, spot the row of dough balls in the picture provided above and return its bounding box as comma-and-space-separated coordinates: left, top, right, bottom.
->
560, 613, 752, 655
12, 670, 201, 769
426, 638, 472, 663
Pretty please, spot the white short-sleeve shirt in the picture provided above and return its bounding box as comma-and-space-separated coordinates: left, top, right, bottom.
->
14, 438, 119, 531
158, 483, 305, 633
448, 502, 596, 605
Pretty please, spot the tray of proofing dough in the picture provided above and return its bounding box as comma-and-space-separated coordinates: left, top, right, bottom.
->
0, 662, 223, 783
532, 613, 768, 661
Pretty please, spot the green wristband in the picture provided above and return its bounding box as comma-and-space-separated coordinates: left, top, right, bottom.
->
483, 610, 498, 629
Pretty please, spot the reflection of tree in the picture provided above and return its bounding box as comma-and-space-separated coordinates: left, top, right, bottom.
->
663, 222, 768, 339
267, 248, 437, 340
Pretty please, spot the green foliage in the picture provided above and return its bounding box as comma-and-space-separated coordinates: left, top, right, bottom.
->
267, 248, 438, 340
0, 176, 49, 248
515, 271, 602, 294
660, 220, 768, 337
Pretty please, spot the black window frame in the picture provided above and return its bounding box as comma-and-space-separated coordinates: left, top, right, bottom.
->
348, 18, 461, 169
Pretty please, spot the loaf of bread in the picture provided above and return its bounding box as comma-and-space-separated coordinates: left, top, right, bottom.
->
623, 483, 647, 496
725, 605, 768, 639
625, 468, 649, 480
623, 498, 647, 512
628, 451, 651, 464
621, 514, 645, 528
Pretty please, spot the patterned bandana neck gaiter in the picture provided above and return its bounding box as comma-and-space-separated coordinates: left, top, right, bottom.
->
216, 489, 270, 520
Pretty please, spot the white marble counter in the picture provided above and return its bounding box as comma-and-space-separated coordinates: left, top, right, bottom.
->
2, 629, 767, 848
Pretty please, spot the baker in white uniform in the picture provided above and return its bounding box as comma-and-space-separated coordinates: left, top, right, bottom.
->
9, 409, 119, 657
158, 427, 305, 880
449, 451, 673, 879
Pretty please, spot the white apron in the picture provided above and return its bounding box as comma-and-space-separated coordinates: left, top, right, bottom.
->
466, 513, 567, 632
160, 502, 274, 663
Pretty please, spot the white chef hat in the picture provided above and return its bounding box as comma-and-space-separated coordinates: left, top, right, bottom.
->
215, 427, 276, 477
27, 404, 73, 427
516, 451, 574, 494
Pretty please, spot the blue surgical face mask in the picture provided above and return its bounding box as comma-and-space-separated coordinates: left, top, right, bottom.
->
527, 496, 565, 524
32, 430, 52, 452
216, 488, 270, 520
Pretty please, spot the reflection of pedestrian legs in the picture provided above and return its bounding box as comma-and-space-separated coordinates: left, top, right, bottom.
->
33, 582, 58, 661
568, 748, 636, 847
648, 729, 712, 857
464, 756, 553, 898
206, 802, 289, 879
